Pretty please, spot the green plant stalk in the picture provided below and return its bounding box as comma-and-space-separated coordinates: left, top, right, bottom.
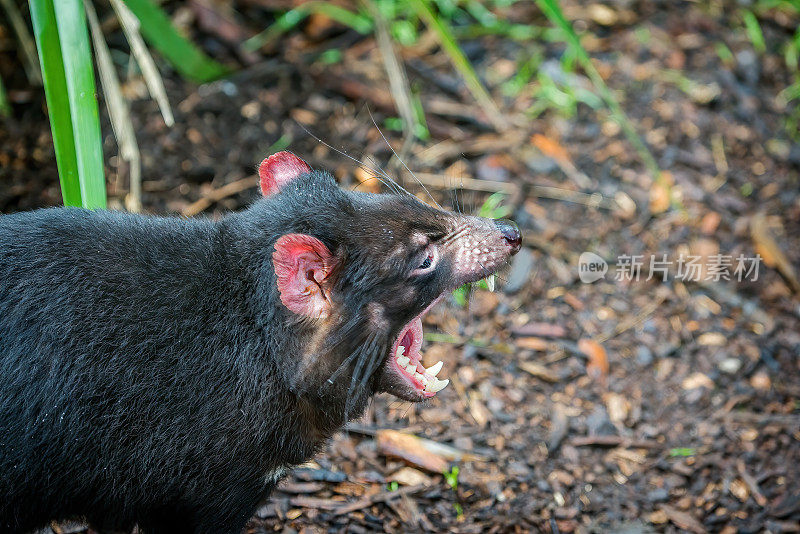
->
410, 0, 508, 131
299, 2, 372, 33
243, 10, 308, 52
124, 0, 229, 83
53, 0, 106, 208
30, 0, 88, 206
245, 2, 373, 52
742, 10, 766, 54
0, 73, 10, 117
535, 0, 664, 185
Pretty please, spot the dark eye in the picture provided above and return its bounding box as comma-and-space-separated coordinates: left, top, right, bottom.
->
411, 246, 438, 276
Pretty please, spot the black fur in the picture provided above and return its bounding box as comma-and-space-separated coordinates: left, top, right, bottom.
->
0, 167, 516, 533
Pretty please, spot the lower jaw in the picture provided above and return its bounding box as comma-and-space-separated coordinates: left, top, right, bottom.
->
375, 368, 430, 402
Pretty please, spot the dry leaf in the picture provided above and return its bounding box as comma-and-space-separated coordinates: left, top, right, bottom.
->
578, 339, 609, 381
519, 361, 559, 383
376, 430, 484, 473
649, 509, 668, 524
660, 505, 707, 533
388, 467, 432, 486
697, 332, 726, 346
468, 390, 491, 427
531, 133, 571, 164
751, 212, 800, 293
377, 430, 448, 473
587, 4, 618, 25
614, 191, 637, 219
649, 182, 670, 214
682, 372, 714, 390
603, 392, 630, 424
516, 337, 549, 351
730, 479, 749, 501
512, 322, 567, 338
700, 212, 721, 234
354, 166, 382, 194
750, 371, 771, 390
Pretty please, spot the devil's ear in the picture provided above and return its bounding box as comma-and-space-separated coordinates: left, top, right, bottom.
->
273, 234, 338, 319
258, 151, 312, 196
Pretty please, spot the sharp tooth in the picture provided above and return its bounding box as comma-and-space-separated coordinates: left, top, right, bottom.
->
486, 275, 495, 292
396, 345, 405, 357
405, 363, 416, 373
397, 355, 410, 367
413, 372, 425, 383
427, 378, 450, 393
426, 361, 443, 377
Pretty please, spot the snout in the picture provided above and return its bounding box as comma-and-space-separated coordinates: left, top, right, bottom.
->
494, 219, 522, 254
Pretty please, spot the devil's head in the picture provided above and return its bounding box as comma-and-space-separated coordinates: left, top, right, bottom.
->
250, 151, 521, 424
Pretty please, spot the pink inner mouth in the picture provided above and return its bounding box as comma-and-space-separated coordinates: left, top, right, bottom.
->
390, 316, 435, 397
388, 296, 446, 398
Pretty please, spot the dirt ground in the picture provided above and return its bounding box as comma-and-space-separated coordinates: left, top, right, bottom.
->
1, 1, 799, 533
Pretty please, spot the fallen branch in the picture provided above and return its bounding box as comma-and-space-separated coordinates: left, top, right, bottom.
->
181, 175, 258, 217
332, 484, 427, 516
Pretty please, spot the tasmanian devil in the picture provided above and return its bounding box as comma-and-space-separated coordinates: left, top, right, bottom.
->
0, 151, 521, 533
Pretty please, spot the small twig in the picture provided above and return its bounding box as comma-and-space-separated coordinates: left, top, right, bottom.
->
714, 412, 800, 426
751, 212, 800, 294
530, 185, 616, 210
570, 435, 660, 449
110, 0, 175, 126
332, 484, 427, 516
737, 460, 767, 507
596, 294, 666, 344
181, 175, 258, 217
0, 0, 42, 85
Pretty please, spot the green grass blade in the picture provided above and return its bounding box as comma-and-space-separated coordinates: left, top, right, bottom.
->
52, 0, 106, 209
30, 0, 83, 206
409, 0, 508, 131
0, 73, 10, 117
535, 0, 663, 185
245, 2, 372, 52
303, 2, 372, 33
123, 0, 229, 83
244, 9, 309, 52
742, 10, 766, 54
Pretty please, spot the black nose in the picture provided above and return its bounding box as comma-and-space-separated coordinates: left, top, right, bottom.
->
495, 219, 521, 254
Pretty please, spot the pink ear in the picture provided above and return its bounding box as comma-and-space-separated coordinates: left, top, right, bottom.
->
273, 234, 338, 319
258, 151, 312, 196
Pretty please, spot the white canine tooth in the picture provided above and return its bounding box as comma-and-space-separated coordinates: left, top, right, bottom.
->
414, 372, 425, 383
426, 361, 443, 377
427, 378, 450, 393
397, 355, 410, 367
486, 275, 495, 292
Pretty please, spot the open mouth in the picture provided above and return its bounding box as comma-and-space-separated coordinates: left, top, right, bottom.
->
386, 297, 449, 399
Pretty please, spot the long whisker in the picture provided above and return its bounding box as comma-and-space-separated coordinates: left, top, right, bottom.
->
344, 333, 384, 418
366, 108, 443, 209
353, 175, 402, 194
362, 153, 403, 191
296, 123, 405, 195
